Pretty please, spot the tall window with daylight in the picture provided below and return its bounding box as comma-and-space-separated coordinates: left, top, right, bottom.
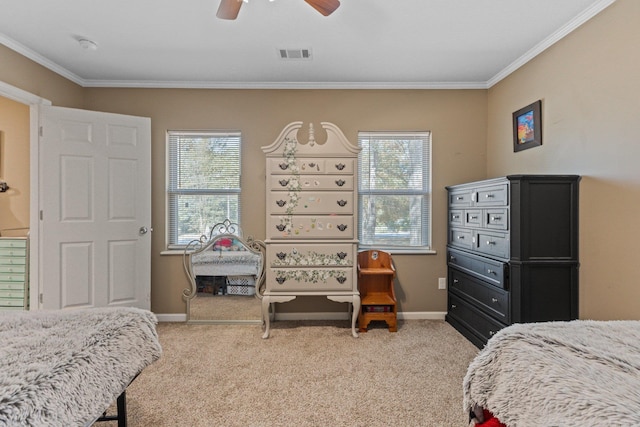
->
358, 131, 431, 252
167, 131, 241, 248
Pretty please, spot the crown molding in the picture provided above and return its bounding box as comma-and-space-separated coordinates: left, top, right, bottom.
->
487, 0, 617, 88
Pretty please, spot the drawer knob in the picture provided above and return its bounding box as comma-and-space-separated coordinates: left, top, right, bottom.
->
487, 269, 494, 274
491, 216, 501, 221
336, 276, 347, 284
279, 179, 290, 187
336, 200, 347, 207
489, 330, 496, 336
276, 252, 287, 260
451, 304, 457, 309
336, 251, 347, 260
457, 235, 465, 239
275, 276, 287, 284
337, 224, 348, 231
486, 194, 494, 198
491, 298, 498, 303
452, 215, 460, 219
335, 163, 346, 170
449, 256, 456, 261
335, 179, 346, 187
279, 163, 289, 170
456, 196, 464, 200
276, 200, 287, 207
275, 224, 287, 232
486, 240, 496, 245
453, 279, 459, 284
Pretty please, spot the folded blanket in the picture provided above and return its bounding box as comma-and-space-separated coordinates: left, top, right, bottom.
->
463, 320, 640, 426
0, 307, 162, 426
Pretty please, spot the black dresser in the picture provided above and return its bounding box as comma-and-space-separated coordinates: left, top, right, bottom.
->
445, 175, 580, 348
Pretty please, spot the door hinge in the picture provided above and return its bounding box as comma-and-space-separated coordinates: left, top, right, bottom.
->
40, 210, 43, 221
39, 293, 43, 304
39, 126, 43, 137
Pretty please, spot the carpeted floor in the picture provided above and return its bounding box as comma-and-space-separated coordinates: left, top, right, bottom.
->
102, 319, 479, 426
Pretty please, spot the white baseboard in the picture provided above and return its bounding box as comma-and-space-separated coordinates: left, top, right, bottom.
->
156, 313, 187, 322
274, 311, 447, 321
155, 311, 446, 323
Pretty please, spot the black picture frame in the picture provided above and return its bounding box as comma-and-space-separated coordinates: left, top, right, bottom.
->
513, 100, 542, 152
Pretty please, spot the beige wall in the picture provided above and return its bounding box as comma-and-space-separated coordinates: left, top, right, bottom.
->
0, 96, 30, 235
487, 0, 640, 320
83, 88, 488, 315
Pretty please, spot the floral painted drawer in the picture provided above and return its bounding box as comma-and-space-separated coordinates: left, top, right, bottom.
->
268, 215, 354, 239
267, 267, 354, 292
267, 243, 354, 267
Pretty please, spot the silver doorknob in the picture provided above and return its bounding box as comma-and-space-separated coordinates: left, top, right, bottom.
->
139, 226, 152, 235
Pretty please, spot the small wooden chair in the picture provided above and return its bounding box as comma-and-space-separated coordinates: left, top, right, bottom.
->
357, 250, 397, 332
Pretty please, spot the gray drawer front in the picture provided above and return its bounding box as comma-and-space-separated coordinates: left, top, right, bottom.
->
475, 184, 508, 207
449, 209, 464, 227
448, 293, 506, 343
449, 190, 473, 207
476, 231, 509, 259
447, 248, 505, 288
464, 210, 482, 227
485, 208, 508, 230
449, 228, 473, 250
449, 269, 510, 323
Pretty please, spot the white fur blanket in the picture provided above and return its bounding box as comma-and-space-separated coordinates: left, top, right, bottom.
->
463, 320, 640, 426
0, 307, 161, 426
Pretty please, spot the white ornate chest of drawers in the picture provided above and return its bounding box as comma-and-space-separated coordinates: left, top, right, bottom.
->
261, 121, 360, 338
0, 237, 29, 310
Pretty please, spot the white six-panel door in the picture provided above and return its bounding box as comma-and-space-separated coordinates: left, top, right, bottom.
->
39, 105, 151, 310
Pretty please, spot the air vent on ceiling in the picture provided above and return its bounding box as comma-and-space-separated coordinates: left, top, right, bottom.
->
278, 48, 312, 60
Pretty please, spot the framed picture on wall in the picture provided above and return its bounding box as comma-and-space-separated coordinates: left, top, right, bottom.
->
513, 100, 542, 152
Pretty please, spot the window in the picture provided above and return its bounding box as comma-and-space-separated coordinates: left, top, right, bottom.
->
167, 131, 241, 248
358, 131, 431, 252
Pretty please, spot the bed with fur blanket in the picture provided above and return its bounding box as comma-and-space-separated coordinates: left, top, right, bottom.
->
0, 307, 161, 426
463, 320, 640, 426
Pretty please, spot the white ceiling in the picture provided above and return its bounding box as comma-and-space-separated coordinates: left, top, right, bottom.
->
0, 0, 615, 89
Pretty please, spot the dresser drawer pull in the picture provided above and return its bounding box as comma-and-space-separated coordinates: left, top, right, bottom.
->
275, 224, 287, 232
456, 196, 464, 201
485, 194, 495, 198
452, 215, 460, 219
489, 330, 496, 336
336, 276, 347, 284
337, 224, 348, 231
453, 279, 459, 284
275, 276, 287, 284
457, 235, 465, 240
276, 200, 287, 207
334, 163, 346, 171
279, 179, 290, 187
276, 252, 287, 260
335, 179, 346, 187
336, 251, 347, 260
278, 163, 289, 170
308, 162, 317, 168
491, 216, 502, 221
487, 269, 495, 275
451, 304, 457, 309
486, 240, 496, 245
336, 200, 347, 207
449, 255, 456, 261
491, 298, 498, 303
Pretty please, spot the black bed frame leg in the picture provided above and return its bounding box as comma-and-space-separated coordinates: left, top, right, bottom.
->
96, 390, 127, 426
116, 390, 127, 427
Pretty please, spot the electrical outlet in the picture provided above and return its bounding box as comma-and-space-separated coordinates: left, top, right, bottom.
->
438, 277, 447, 290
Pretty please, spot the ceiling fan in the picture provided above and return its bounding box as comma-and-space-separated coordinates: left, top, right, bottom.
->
216, 0, 341, 20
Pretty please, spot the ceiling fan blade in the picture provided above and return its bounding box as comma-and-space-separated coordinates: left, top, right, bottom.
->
216, 0, 243, 20
304, 0, 341, 16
